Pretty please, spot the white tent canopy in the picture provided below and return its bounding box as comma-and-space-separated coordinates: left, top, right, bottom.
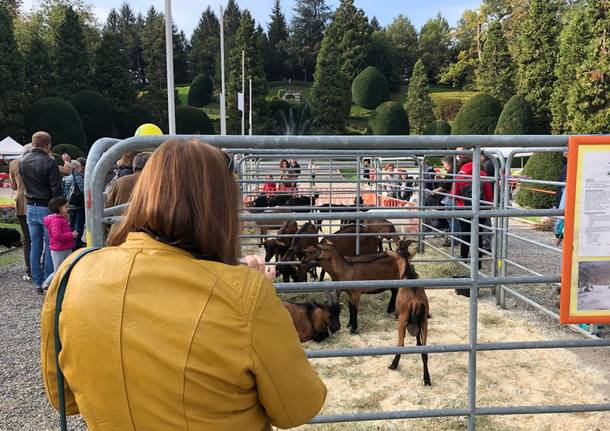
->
0, 136, 23, 158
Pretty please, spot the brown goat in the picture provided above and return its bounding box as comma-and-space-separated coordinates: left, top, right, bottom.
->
279, 222, 320, 282
363, 219, 398, 251
388, 241, 431, 386
263, 221, 299, 262
282, 301, 341, 342
302, 243, 404, 333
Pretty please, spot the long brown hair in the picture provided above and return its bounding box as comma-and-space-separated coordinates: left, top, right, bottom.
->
107, 139, 240, 265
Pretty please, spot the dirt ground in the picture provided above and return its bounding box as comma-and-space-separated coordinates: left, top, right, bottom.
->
273, 254, 610, 431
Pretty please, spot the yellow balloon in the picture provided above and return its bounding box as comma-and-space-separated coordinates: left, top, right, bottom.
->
135, 123, 163, 136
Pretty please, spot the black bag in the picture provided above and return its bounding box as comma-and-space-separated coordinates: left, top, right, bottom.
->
67, 173, 84, 208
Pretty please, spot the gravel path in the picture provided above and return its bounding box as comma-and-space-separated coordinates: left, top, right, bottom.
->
0, 260, 86, 431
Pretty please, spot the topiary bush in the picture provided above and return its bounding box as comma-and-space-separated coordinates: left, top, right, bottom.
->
115, 104, 154, 138
424, 120, 452, 135
25, 97, 88, 152
351, 66, 390, 109
514, 152, 566, 209
188, 74, 214, 107
433, 99, 463, 122
175, 106, 214, 135
369, 101, 409, 135
72, 91, 116, 148
451, 93, 502, 135
51, 144, 84, 160
494, 95, 535, 135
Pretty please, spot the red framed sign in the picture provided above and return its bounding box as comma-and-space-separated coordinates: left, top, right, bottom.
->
560, 136, 610, 324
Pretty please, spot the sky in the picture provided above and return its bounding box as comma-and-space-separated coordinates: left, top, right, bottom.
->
21, 0, 481, 36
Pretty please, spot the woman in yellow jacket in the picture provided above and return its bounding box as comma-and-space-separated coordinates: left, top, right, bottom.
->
41, 139, 326, 430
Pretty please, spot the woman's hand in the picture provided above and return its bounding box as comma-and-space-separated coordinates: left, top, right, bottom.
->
243, 255, 276, 280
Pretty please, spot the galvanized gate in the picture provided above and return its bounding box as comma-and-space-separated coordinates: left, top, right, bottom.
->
85, 135, 610, 430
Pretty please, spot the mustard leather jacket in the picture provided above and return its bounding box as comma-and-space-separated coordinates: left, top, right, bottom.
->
41, 233, 326, 430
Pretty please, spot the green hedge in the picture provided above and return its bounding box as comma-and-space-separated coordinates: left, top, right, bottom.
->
452, 93, 502, 135
433, 99, 463, 122
72, 91, 116, 147
268, 80, 312, 88
369, 101, 409, 135
188, 74, 213, 107
494, 95, 535, 135
25, 98, 88, 152
424, 120, 452, 135
175, 106, 214, 135
351, 66, 390, 109
51, 144, 84, 160
115, 105, 154, 138
514, 152, 565, 209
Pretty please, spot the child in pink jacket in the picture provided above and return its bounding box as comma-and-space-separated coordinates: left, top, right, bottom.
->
42, 197, 77, 290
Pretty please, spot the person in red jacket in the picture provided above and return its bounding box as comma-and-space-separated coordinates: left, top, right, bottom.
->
262, 175, 277, 197
451, 155, 493, 269
42, 197, 78, 290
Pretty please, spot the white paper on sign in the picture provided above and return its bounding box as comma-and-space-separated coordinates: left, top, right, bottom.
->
578, 151, 610, 257
237, 92, 244, 111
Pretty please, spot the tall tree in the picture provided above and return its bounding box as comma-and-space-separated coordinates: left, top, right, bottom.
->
24, 32, 55, 103
516, 0, 562, 133
140, 6, 169, 124
0, 5, 25, 139
551, 3, 593, 134
476, 20, 515, 103
567, 0, 610, 134
223, 0, 241, 39
173, 28, 190, 85
190, 6, 219, 80
418, 13, 452, 83
330, 0, 373, 81
227, 11, 268, 135
118, 2, 146, 88
289, 0, 331, 81
93, 22, 135, 112
386, 15, 418, 82
266, 0, 289, 80
0, 0, 21, 17
481, 0, 529, 57
405, 59, 435, 134
310, 23, 345, 134
55, 6, 92, 98
367, 31, 402, 92
370, 16, 381, 32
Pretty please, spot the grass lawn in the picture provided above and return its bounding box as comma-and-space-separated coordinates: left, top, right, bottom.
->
0, 222, 22, 267
429, 85, 479, 103
176, 85, 189, 106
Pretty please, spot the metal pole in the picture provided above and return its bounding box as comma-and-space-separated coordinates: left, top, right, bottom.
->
241, 50, 245, 136
219, 5, 226, 135
356, 156, 361, 255
164, 0, 176, 134
249, 78, 253, 136
468, 146, 482, 431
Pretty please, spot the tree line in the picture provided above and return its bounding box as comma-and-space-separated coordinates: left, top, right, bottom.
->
0, 0, 608, 145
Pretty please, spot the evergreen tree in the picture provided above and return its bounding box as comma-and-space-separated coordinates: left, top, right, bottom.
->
551, 4, 593, 133
418, 13, 452, 83
227, 11, 268, 135
93, 24, 135, 113
405, 59, 435, 134
476, 20, 515, 103
386, 15, 418, 82
140, 6, 168, 124
118, 2, 146, 88
105, 8, 120, 31
367, 31, 402, 92
55, 6, 92, 98
516, 0, 562, 133
173, 28, 190, 85
370, 16, 381, 32
266, 0, 289, 80
189, 6, 219, 79
567, 0, 610, 134
329, 0, 373, 81
24, 32, 55, 103
0, 5, 25, 139
0, 0, 21, 17
310, 24, 345, 134
224, 0, 241, 39
256, 24, 271, 80
290, 0, 331, 81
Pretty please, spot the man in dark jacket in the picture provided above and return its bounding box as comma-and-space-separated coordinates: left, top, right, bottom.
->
19, 132, 61, 292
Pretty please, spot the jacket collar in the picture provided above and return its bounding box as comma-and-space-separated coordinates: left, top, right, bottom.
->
121, 232, 195, 258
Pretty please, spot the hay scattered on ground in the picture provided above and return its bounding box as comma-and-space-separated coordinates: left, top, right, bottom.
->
281, 255, 610, 431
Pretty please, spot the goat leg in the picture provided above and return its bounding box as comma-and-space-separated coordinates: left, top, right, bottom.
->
389, 312, 408, 370
387, 288, 398, 314
417, 333, 431, 386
